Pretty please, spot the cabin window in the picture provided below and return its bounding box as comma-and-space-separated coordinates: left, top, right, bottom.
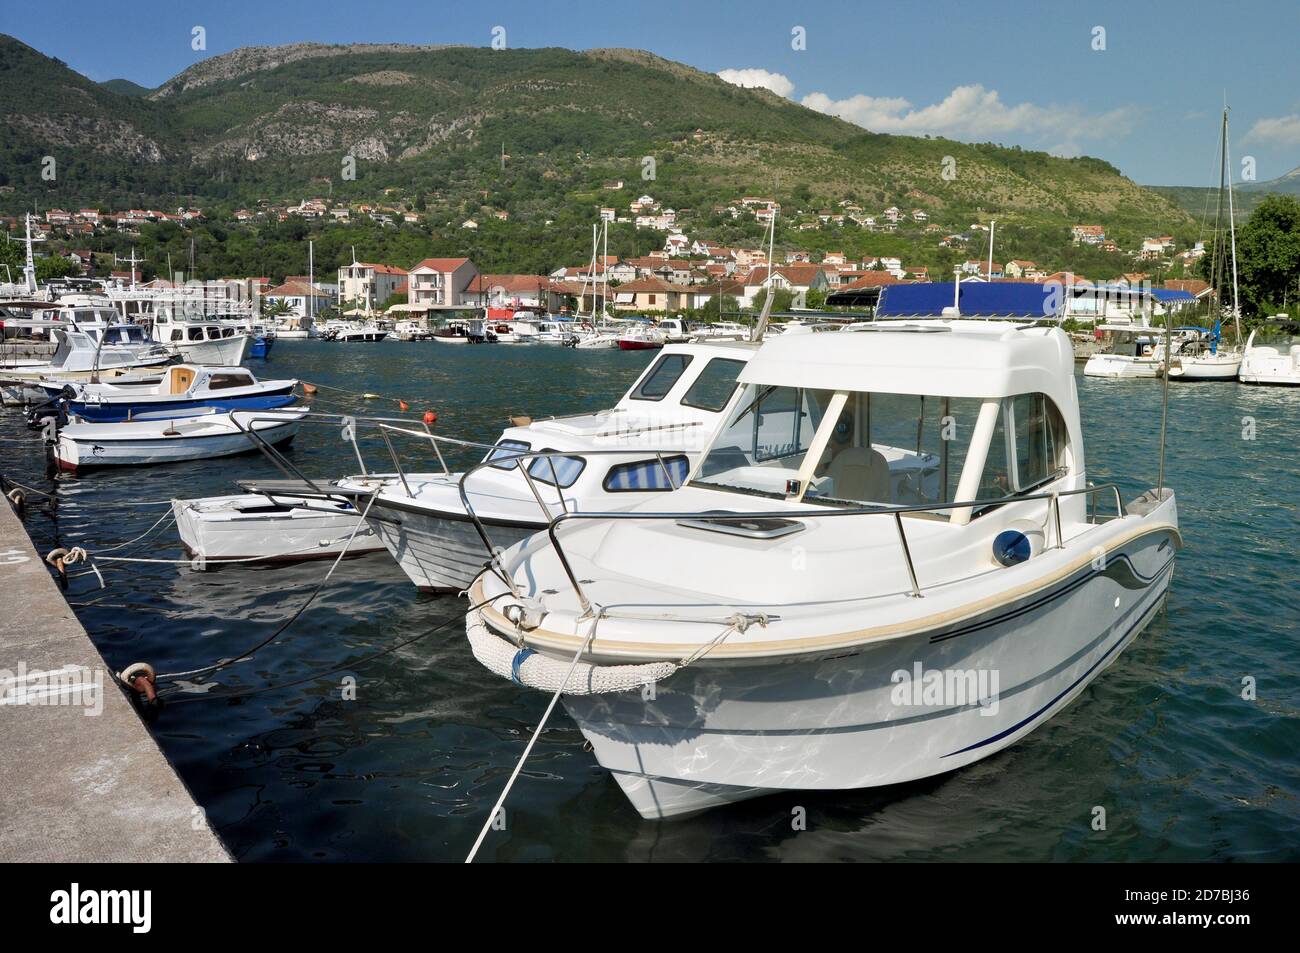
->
693, 385, 836, 497
1010, 393, 1068, 491
680, 358, 746, 412
972, 393, 1069, 507
486, 439, 530, 470
631, 353, 693, 401
208, 373, 254, 391
170, 329, 184, 342
603, 455, 690, 492
527, 451, 586, 488
187, 327, 204, 341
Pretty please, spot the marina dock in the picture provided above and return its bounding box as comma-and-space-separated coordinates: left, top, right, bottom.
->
0, 499, 229, 863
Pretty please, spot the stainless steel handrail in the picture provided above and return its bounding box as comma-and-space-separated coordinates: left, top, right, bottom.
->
453, 445, 1128, 617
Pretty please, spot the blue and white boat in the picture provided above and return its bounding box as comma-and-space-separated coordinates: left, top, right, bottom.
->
247, 326, 275, 360
57, 364, 297, 422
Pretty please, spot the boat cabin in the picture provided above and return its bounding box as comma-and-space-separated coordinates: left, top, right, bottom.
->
687, 321, 1083, 524
480, 341, 755, 494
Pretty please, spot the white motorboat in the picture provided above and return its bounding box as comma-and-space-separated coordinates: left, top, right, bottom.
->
0, 323, 173, 404
691, 321, 750, 342
512, 317, 572, 344
53, 407, 307, 471
1239, 319, 1300, 385
466, 320, 1181, 819
337, 342, 756, 591
618, 325, 666, 351
55, 363, 298, 422
336, 323, 390, 342
173, 489, 384, 564
1082, 324, 1165, 378
431, 317, 494, 343
153, 320, 251, 366
571, 331, 621, 350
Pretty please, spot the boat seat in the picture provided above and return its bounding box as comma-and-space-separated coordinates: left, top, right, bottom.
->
826, 446, 892, 504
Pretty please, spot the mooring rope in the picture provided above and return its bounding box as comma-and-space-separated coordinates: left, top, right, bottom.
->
464, 608, 605, 864
161, 592, 510, 704
149, 490, 380, 683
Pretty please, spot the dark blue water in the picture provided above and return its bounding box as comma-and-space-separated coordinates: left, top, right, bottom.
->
2, 341, 1297, 862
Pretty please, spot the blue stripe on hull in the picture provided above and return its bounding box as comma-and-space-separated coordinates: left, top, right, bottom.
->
68, 389, 296, 422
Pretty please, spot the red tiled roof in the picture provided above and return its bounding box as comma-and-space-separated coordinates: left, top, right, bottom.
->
840, 271, 904, 289
410, 257, 472, 271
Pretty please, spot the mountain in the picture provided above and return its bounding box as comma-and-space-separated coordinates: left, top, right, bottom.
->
1239, 164, 1300, 194
100, 78, 152, 98
0, 34, 1191, 246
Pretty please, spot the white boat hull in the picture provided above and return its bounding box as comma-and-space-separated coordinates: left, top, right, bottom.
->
1167, 355, 1242, 380
172, 494, 384, 564
1082, 353, 1161, 379
368, 503, 531, 591
166, 334, 250, 366
55, 413, 301, 471
549, 525, 1177, 818
1239, 348, 1300, 385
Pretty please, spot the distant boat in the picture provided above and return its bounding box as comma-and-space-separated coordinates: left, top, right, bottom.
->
335, 323, 389, 342
1168, 106, 1245, 380
58, 364, 297, 422
617, 325, 665, 350
53, 407, 307, 471
1239, 318, 1300, 385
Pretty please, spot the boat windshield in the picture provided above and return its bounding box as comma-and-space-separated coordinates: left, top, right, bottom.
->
692, 385, 1069, 510
1251, 323, 1300, 349
692, 385, 837, 498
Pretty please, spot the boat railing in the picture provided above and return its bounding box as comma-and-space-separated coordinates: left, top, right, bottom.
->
224, 410, 600, 522
456, 446, 1126, 611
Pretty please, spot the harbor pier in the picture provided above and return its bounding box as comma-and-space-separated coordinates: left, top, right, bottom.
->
0, 498, 229, 862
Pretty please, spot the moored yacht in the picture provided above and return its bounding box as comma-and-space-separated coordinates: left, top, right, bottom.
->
337, 341, 755, 591
1239, 319, 1300, 385
466, 320, 1180, 819
56, 363, 297, 422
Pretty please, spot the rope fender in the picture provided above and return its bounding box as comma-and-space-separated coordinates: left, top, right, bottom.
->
466, 609, 675, 695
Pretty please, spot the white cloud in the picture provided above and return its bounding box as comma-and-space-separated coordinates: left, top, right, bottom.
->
717, 68, 794, 99
1244, 114, 1300, 146
800, 83, 1137, 150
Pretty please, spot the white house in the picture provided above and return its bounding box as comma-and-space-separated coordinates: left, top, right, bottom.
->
337, 261, 408, 308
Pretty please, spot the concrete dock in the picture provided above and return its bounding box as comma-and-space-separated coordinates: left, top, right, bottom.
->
0, 497, 230, 862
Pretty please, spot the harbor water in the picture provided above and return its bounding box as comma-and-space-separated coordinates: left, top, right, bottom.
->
1, 341, 1297, 862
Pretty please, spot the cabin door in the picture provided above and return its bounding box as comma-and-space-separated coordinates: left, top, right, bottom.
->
170, 366, 196, 394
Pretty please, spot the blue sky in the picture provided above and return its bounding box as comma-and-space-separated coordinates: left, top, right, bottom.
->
4, 0, 1298, 186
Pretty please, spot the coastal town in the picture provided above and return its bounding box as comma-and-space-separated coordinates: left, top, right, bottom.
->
3, 192, 1213, 322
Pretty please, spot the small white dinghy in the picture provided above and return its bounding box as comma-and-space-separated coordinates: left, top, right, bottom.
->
172, 489, 383, 565
53, 407, 307, 471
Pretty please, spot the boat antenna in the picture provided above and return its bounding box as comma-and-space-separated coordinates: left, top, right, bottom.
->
751, 207, 778, 342
987, 219, 996, 279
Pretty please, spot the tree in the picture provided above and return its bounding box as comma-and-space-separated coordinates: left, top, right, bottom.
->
1227, 195, 1300, 315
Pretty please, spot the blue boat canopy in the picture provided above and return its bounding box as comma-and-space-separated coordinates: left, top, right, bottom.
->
877, 282, 1064, 319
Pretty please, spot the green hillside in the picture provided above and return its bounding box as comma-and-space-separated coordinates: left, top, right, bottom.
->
1, 36, 1187, 219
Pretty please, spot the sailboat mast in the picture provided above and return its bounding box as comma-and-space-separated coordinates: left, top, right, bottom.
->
1211, 109, 1228, 326
308, 240, 315, 323
1224, 109, 1243, 342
